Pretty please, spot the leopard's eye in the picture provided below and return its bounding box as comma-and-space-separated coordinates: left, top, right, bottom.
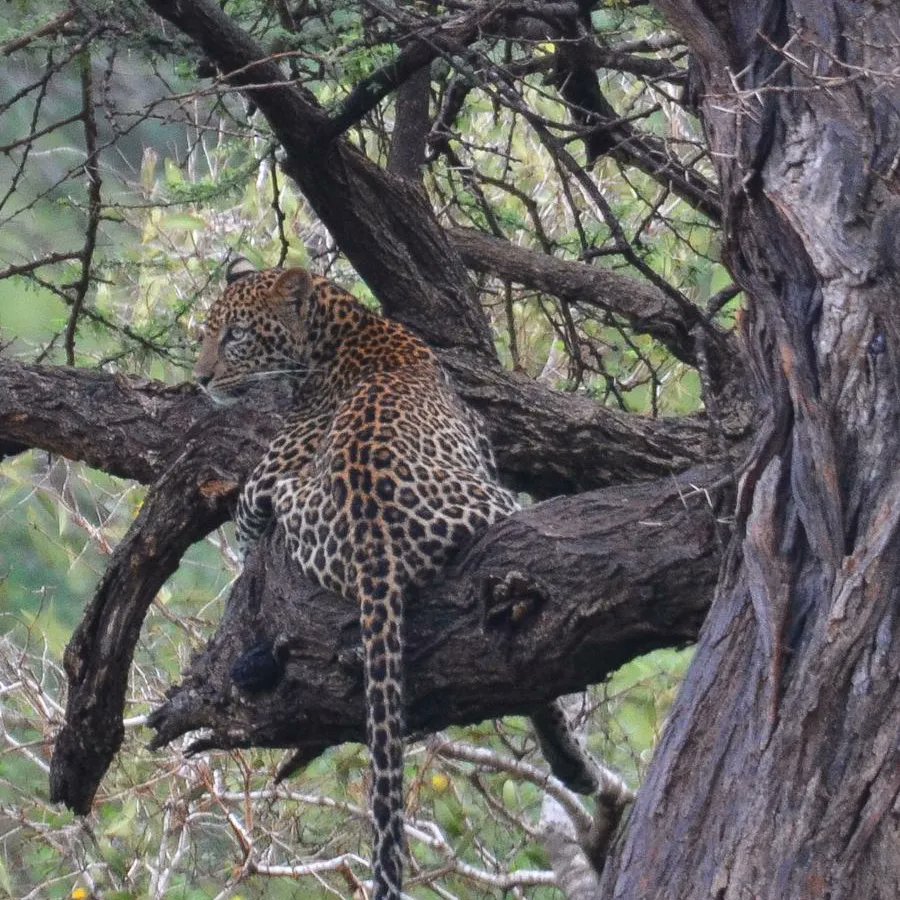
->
225, 325, 247, 342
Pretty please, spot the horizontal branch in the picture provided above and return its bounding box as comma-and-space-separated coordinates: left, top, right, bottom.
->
143, 464, 729, 764
0, 250, 83, 279
0, 358, 724, 498
5, 352, 728, 813
587, 44, 686, 82
0, 359, 200, 481
441, 351, 720, 494
449, 226, 724, 366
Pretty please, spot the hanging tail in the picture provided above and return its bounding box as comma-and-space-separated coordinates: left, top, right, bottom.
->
357, 558, 406, 900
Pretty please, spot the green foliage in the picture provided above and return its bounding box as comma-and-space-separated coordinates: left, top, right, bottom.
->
592, 649, 694, 783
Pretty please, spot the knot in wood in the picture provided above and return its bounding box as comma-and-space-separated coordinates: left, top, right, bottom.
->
482, 569, 547, 633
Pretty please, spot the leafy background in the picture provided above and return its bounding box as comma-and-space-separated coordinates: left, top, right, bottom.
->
0, 2, 717, 897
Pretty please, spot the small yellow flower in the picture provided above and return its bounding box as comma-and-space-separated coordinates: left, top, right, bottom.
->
71, 889, 90, 900
430, 772, 450, 793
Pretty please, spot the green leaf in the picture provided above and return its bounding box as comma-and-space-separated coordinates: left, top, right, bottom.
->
159, 212, 207, 232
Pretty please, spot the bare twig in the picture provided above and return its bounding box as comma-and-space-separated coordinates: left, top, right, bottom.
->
0, 8, 78, 57
64, 52, 103, 366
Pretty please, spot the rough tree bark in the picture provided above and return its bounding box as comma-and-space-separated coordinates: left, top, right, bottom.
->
147, 464, 725, 764
595, 4, 900, 899
0, 351, 719, 499
0, 342, 733, 812
3, 343, 728, 812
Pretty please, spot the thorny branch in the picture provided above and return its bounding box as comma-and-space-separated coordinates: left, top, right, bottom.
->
0, 8, 78, 57
1, 0, 729, 406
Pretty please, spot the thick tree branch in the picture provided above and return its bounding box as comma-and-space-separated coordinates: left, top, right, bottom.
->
441, 350, 728, 494
143, 0, 494, 358
387, 65, 431, 181
0, 358, 729, 498
50, 437, 249, 813
448, 226, 726, 368
0, 359, 203, 482
4, 352, 731, 813
22, 346, 725, 813
143, 463, 726, 764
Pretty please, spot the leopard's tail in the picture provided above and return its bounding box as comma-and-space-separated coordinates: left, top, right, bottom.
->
357, 555, 405, 900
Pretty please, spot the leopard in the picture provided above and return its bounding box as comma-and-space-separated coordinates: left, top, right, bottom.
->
194, 258, 603, 900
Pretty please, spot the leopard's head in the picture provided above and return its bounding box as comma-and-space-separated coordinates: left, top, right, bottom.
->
194, 258, 315, 405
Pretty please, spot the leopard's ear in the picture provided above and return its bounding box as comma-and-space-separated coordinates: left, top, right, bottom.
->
272, 267, 314, 302
225, 256, 257, 284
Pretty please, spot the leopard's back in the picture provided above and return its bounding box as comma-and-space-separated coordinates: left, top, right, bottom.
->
196, 262, 516, 899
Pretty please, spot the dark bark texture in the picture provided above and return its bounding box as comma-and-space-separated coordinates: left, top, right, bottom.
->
148, 465, 725, 761
0, 359, 730, 811
0, 39, 732, 801
12, 342, 727, 810
596, 3, 900, 899
0, 353, 718, 500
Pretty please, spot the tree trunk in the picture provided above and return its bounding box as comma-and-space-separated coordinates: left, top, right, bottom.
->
598, 4, 900, 897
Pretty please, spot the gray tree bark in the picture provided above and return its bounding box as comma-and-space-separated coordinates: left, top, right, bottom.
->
596, 3, 900, 898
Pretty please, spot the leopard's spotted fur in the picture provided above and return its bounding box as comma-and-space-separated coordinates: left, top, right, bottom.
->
195, 260, 519, 899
